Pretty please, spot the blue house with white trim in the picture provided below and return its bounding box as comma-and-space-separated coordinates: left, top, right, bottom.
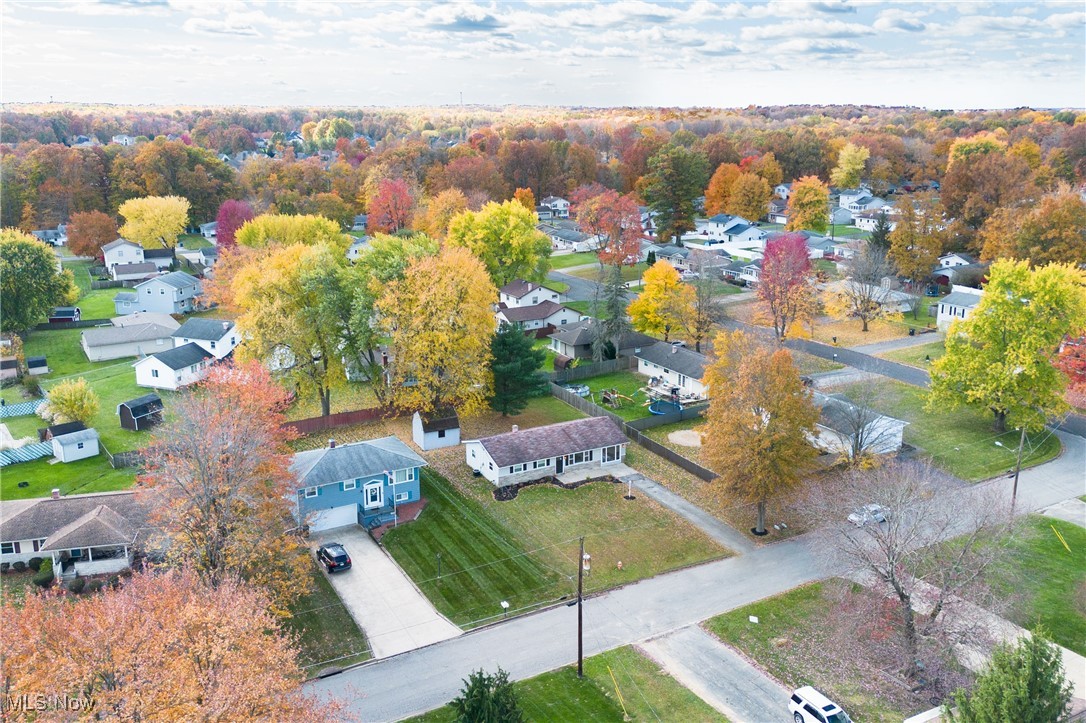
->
290, 436, 426, 532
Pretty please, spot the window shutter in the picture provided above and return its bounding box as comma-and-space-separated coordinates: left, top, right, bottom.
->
13, 542, 21, 554
317, 486, 323, 496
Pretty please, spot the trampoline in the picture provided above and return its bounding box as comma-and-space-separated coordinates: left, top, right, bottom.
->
648, 400, 682, 415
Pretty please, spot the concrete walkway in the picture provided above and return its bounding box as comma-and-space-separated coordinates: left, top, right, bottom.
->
1040, 497, 1086, 529
640, 626, 790, 722
311, 527, 461, 659
615, 468, 756, 554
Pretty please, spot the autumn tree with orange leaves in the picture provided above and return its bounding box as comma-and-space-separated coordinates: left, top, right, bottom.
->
368, 177, 414, 233
66, 210, 118, 258
575, 188, 643, 266
138, 362, 310, 614
1, 568, 341, 721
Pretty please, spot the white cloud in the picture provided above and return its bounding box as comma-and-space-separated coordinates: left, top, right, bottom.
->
742, 18, 875, 41
874, 9, 928, 33
773, 38, 864, 55
183, 16, 261, 36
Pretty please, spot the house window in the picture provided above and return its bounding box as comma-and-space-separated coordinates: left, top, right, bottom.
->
604, 445, 620, 462
1, 542, 18, 554
488, 462, 494, 470
304, 486, 318, 498
437, 429, 446, 438
393, 468, 415, 484
510, 463, 525, 473
343, 480, 358, 491
160, 289, 165, 295
151, 369, 159, 378
395, 492, 409, 503
470, 449, 476, 458
210, 341, 216, 349
231, 337, 236, 345
70, 549, 83, 558
31, 539, 46, 552
77, 442, 84, 450
146, 288, 151, 294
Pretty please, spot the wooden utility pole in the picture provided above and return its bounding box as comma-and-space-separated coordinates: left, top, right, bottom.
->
1011, 424, 1027, 510
577, 536, 585, 678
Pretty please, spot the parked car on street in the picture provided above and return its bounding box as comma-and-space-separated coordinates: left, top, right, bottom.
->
680, 271, 700, 281
789, 687, 851, 723
848, 504, 889, 527
317, 543, 352, 573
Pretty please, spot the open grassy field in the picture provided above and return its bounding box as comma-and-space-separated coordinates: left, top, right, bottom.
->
705, 581, 927, 722
833, 379, 1061, 481
577, 371, 654, 421
549, 252, 599, 269
987, 516, 1086, 656
63, 259, 124, 319
410, 645, 726, 722
284, 558, 372, 675
567, 263, 647, 283
879, 339, 945, 368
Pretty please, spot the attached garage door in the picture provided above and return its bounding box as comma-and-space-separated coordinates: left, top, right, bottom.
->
308, 504, 358, 532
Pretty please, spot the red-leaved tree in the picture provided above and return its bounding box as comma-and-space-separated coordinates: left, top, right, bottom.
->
574, 188, 643, 266
215, 199, 255, 249
758, 232, 815, 341
369, 178, 414, 233
66, 210, 118, 258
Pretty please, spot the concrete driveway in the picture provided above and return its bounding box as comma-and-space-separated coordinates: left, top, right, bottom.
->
312, 526, 461, 659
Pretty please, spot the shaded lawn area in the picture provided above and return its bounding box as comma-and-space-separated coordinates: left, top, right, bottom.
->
1, 454, 137, 501
834, 379, 1061, 482
409, 646, 726, 722
549, 252, 599, 269
579, 371, 653, 421
176, 233, 213, 250
898, 297, 939, 331
791, 350, 846, 375
1, 386, 39, 405
533, 338, 559, 371
0, 571, 37, 607
567, 263, 647, 283
62, 259, 95, 295
382, 469, 565, 627
704, 581, 927, 722
879, 339, 945, 368
813, 258, 841, 281
284, 558, 371, 675
987, 516, 1086, 656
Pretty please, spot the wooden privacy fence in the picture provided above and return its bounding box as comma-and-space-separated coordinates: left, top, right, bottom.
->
547, 355, 635, 384
34, 318, 112, 331
548, 383, 717, 482
282, 406, 398, 436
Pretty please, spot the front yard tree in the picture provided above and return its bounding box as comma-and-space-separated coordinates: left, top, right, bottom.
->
702, 330, 819, 535
117, 195, 190, 248
946, 633, 1073, 723
378, 246, 497, 417
815, 462, 1014, 685
1, 568, 339, 721
830, 244, 897, 332
889, 193, 945, 298
446, 200, 552, 287
575, 189, 643, 266
46, 377, 99, 424
66, 210, 118, 258
829, 142, 870, 189
490, 325, 548, 416
452, 668, 524, 723
138, 363, 310, 613
0, 229, 78, 334
232, 242, 351, 417
867, 210, 893, 252
628, 260, 684, 341
725, 172, 772, 223
929, 259, 1086, 432
214, 198, 254, 249
758, 232, 815, 341
668, 252, 725, 353
785, 176, 829, 234
641, 145, 710, 244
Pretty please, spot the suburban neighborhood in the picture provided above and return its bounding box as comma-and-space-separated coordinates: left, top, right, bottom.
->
1, 2, 1085, 722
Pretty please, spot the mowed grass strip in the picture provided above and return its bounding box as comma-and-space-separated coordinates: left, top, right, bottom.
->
382, 469, 566, 627
409, 646, 726, 723
549, 251, 599, 269
878, 339, 945, 368
836, 379, 1061, 481
285, 558, 372, 674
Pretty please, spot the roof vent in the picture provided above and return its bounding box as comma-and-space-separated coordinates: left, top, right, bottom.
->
222, 321, 229, 330
51, 488, 60, 500
511, 425, 519, 433
328, 439, 336, 449
671, 344, 678, 353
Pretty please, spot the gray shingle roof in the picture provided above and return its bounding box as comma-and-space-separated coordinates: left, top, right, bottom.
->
419, 411, 459, 433
477, 417, 627, 468
113, 262, 158, 276
173, 318, 234, 341
117, 394, 163, 418
82, 323, 176, 348
114, 292, 137, 303
0, 491, 147, 547
939, 291, 983, 309
139, 271, 200, 290
143, 248, 175, 260
635, 344, 709, 380
144, 342, 211, 371
41, 505, 138, 552
52, 428, 100, 446
499, 279, 558, 299
102, 238, 139, 252
813, 392, 907, 437
548, 319, 657, 352
291, 436, 427, 488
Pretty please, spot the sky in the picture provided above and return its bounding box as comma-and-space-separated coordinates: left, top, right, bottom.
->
2, 0, 1084, 110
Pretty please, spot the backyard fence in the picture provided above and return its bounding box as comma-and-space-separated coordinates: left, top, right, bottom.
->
90, 280, 124, 290
282, 406, 399, 436
548, 383, 717, 482
101, 441, 143, 470
547, 355, 635, 384
34, 318, 112, 331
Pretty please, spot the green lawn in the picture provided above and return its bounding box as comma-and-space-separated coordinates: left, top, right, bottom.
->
880, 339, 945, 368
567, 263, 647, 283
1, 453, 137, 500
0, 572, 37, 607
898, 296, 939, 332
410, 646, 726, 722
176, 233, 213, 250
76, 289, 123, 320
987, 516, 1086, 656
382, 469, 565, 627
578, 371, 653, 421
550, 252, 599, 269
284, 559, 372, 675
705, 581, 925, 722
565, 300, 593, 315
836, 379, 1061, 481
534, 338, 559, 371
62, 259, 96, 296
547, 280, 570, 294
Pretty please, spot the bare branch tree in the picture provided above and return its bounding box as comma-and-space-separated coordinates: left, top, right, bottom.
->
814, 386, 906, 463
833, 244, 898, 332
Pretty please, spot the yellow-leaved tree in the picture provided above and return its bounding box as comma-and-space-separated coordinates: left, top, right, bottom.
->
377, 246, 497, 417
702, 330, 820, 536
118, 195, 190, 248
627, 260, 685, 341
446, 200, 552, 287
46, 377, 100, 424
234, 213, 349, 252
785, 176, 829, 234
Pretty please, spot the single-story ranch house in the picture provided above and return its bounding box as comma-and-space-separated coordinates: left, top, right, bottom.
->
811, 392, 908, 458
81, 321, 177, 361
291, 436, 427, 532
635, 343, 710, 403
0, 490, 149, 581
465, 417, 628, 487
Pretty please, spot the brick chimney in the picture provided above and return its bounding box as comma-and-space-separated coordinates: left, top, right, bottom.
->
328, 439, 336, 449
51, 488, 60, 500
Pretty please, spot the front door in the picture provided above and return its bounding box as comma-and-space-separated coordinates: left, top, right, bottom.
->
556, 456, 564, 473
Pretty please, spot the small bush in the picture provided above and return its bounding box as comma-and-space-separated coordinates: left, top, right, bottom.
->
85, 579, 105, 594
27, 557, 43, 572
0, 562, 9, 573
108, 575, 120, 589
67, 577, 86, 594
12, 561, 26, 573
32, 558, 53, 588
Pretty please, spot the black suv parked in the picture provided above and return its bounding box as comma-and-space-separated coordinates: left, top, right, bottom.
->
316, 543, 352, 573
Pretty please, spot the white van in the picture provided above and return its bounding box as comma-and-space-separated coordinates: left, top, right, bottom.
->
788, 686, 852, 723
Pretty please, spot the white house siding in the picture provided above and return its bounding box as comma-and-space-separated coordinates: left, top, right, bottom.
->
0, 539, 49, 565
637, 358, 708, 398
499, 288, 562, 308
134, 358, 210, 391
813, 419, 905, 458
81, 336, 170, 362
173, 334, 239, 360
103, 244, 144, 272
51, 437, 99, 463
937, 302, 975, 330
464, 440, 626, 487
133, 278, 201, 315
